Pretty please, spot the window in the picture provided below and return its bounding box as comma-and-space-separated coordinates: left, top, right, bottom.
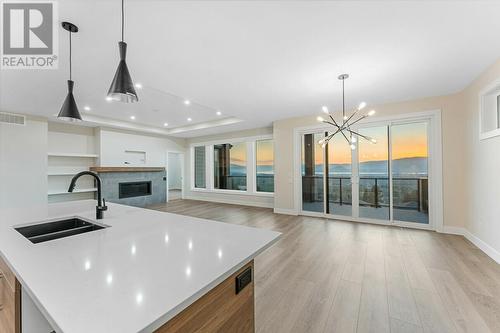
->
256, 139, 274, 192
214, 142, 247, 191
194, 146, 206, 188
480, 79, 500, 140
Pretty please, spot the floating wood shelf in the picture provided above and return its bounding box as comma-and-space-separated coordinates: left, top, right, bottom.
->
48, 153, 99, 158
48, 188, 97, 195
89, 167, 165, 173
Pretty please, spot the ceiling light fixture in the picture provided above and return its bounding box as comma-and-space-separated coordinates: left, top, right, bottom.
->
83, 106, 91, 111
130, 115, 135, 120
318, 74, 376, 150
134, 83, 142, 89
107, 0, 138, 103
216, 111, 222, 116
163, 122, 168, 127
105, 96, 113, 102
57, 22, 82, 122
184, 100, 191, 105
187, 117, 192, 122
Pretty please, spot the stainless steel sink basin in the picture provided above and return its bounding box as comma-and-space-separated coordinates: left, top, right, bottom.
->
15, 218, 108, 244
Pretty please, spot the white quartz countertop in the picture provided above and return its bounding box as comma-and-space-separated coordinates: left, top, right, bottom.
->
0, 200, 280, 333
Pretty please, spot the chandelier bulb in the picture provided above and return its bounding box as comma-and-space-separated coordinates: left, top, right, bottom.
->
367, 109, 376, 116
317, 116, 324, 122
370, 138, 377, 144
351, 136, 357, 143
322, 106, 329, 114
358, 102, 367, 110
350, 144, 356, 150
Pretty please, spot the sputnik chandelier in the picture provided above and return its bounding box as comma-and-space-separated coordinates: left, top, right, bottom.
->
317, 74, 377, 150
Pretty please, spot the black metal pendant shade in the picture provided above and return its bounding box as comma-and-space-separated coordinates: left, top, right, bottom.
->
57, 80, 82, 122
57, 21, 82, 122
107, 41, 138, 103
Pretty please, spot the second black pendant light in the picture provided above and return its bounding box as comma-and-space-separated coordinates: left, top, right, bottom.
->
108, 0, 138, 103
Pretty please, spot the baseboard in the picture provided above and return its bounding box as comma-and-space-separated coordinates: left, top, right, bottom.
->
442, 226, 500, 264
273, 208, 298, 215
442, 226, 466, 235
463, 229, 500, 264
182, 195, 274, 209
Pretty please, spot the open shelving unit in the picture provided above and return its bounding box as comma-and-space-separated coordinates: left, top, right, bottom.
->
47, 124, 99, 203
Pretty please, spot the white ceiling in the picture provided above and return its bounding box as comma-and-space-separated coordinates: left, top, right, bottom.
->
2, 0, 500, 137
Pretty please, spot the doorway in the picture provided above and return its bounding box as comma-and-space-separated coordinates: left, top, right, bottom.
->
166, 151, 184, 202
298, 111, 441, 230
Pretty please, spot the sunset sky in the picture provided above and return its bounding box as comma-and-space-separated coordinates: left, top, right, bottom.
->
256, 140, 274, 166
306, 122, 428, 166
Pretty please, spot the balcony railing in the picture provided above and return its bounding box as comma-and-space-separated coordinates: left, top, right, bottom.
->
302, 175, 428, 212
213, 174, 275, 192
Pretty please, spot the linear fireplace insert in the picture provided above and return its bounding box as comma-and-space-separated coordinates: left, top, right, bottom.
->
119, 181, 152, 199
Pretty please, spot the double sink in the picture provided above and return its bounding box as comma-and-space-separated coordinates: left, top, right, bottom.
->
15, 218, 108, 244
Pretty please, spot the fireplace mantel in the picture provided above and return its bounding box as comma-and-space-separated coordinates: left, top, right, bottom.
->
89, 167, 165, 173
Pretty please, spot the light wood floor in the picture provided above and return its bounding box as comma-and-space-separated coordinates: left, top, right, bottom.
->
149, 200, 500, 333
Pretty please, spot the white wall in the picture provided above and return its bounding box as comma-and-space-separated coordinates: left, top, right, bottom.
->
98, 128, 185, 167
0, 117, 48, 213
167, 153, 182, 190
462, 58, 500, 262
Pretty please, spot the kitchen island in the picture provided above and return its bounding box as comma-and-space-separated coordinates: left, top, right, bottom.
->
0, 200, 280, 333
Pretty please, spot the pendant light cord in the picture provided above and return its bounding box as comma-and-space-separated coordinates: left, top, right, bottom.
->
121, 0, 124, 42
342, 78, 345, 121
69, 30, 72, 80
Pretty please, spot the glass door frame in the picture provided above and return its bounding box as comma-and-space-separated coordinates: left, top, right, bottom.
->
295, 110, 443, 231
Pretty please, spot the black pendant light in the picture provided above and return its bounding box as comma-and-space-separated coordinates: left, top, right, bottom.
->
57, 22, 82, 122
107, 0, 138, 103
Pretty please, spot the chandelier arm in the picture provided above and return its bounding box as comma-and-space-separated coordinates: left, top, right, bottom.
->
328, 114, 341, 128
326, 128, 342, 141
347, 129, 371, 141
339, 128, 351, 144
344, 109, 359, 125
323, 120, 339, 127
348, 115, 368, 128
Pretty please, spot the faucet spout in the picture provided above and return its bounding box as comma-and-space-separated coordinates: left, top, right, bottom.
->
68, 171, 108, 219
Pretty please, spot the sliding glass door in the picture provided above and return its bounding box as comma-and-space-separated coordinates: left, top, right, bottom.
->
300, 118, 431, 227
326, 133, 353, 217
301, 132, 324, 213
391, 122, 429, 224
358, 126, 390, 220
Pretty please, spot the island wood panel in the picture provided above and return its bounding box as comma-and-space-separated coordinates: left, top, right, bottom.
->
0, 255, 20, 333
155, 261, 254, 333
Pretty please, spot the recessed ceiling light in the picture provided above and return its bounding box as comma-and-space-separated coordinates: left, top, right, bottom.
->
130, 116, 136, 120
135, 83, 142, 89
163, 122, 168, 127
216, 111, 222, 116
83, 106, 91, 111
184, 100, 191, 105
105, 96, 113, 102
187, 117, 192, 122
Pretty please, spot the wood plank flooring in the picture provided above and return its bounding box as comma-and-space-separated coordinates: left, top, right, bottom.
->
148, 200, 500, 333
